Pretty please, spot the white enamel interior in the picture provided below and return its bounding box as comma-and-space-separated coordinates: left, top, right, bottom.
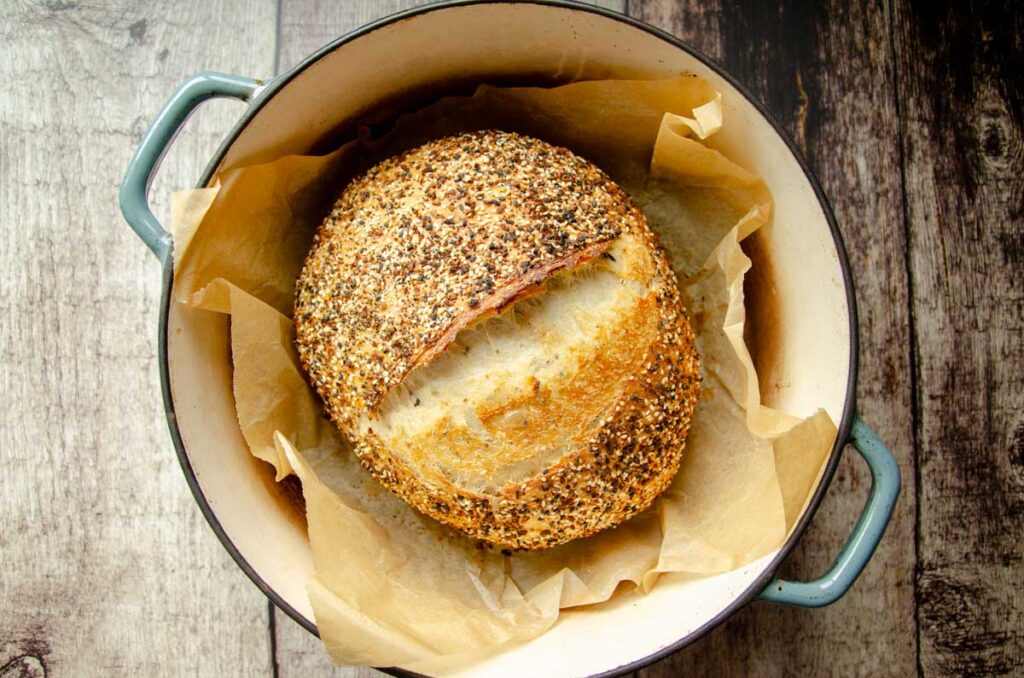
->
166, 4, 852, 676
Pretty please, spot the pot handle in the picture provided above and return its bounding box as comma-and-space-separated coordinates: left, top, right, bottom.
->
119, 71, 261, 263
758, 415, 900, 607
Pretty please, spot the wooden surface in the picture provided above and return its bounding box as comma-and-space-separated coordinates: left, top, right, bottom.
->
0, 0, 1019, 676
892, 3, 1024, 674
0, 1, 277, 676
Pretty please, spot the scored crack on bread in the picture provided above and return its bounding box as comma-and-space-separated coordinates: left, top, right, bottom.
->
295, 130, 700, 549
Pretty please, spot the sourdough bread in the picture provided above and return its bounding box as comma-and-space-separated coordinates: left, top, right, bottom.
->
295, 130, 700, 549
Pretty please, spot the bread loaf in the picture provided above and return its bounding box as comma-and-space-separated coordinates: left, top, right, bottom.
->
295, 130, 700, 549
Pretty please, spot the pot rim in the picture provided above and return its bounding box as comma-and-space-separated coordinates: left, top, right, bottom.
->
158, 1, 859, 675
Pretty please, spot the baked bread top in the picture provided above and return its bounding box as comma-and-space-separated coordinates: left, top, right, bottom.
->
295, 131, 621, 418
295, 130, 701, 549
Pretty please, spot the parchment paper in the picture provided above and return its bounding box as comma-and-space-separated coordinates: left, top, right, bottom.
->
170, 75, 837, 672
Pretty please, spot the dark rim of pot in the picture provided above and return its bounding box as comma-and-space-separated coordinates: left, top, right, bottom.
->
158, 1, 859, 676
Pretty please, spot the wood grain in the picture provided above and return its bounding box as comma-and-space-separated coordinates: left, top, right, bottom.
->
275, 0, 626, 74
891, 1, 1024, 674
0, 1, 276, 675
2, 0, 1021, 675
629, 1, 917, 676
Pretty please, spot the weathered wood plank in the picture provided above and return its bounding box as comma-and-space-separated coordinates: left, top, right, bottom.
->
891, 1, 1024, 675
629, 1, 917, 675
276, 0, 625, 73
271, 1, 624, 673
0, 1, 277, 675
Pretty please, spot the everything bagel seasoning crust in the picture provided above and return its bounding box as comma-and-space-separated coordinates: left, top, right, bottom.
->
295, 130, 701, 549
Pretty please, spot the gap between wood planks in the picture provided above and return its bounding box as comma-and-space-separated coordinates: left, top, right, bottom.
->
893, 0, 1024, 674
885, 1, 926, 675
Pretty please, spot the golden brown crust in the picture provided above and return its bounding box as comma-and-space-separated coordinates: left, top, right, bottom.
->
295, 131, 701, 549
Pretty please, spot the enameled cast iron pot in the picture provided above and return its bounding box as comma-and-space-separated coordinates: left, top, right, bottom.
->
119, 2, 901, 675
